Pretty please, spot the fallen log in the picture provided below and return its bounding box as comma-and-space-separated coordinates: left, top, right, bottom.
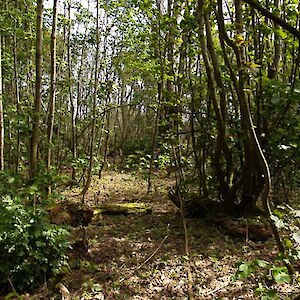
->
212, 214, 272, 241
48, 202, 93, 226
94, 202, 152, 215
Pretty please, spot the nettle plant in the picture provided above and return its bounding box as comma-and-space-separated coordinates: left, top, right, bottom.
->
234, 206, 300, 299
0, 195, 70, 293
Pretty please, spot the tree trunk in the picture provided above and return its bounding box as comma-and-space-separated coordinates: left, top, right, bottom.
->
29, 0, 43, 180
237, 0, 293, 274
13, 4, 21, 173
147, 0, 163, 192
47, 0, 58, 174
0, 36, 4, 171
81, 0, 100, 200
198, 0, 236, 212
67, 0, 77, 181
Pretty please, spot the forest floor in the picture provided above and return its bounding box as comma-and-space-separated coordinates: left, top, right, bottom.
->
39, 171, 299, 299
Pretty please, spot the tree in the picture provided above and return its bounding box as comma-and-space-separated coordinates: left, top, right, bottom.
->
81, 0, 100, 199
0, 35, 3, 171
29, 0, 44, 180
47, 0, 59, 175
0, 0, 297, 211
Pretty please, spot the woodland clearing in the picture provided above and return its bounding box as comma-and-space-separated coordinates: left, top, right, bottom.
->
21, 171, 299, 300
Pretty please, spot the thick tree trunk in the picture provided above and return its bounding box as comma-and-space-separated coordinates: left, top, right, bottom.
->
198, 0, 237, 212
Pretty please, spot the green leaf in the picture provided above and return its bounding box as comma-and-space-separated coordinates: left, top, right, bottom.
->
271, 266, 291, 284
261, 289, 279, 300
28, 185, 38, 195
237, 262, 255, 278
4, 292, 19, 300
273, 272, 291, 284
275, 28, 288, 39
92, 283, 102, 292
285, 239, 293, 249
256, 259, 270, 268
7, 177, 15, 184
255, 282, 266, 294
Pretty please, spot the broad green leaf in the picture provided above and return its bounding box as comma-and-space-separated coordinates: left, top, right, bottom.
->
4, 292, 19, 300
273, 272, 291, 284
237, 263, 255, 278
275, 28, 288, 39
256, 259, 269, 268
271, 266, 291, 284
28, 185, 38, 195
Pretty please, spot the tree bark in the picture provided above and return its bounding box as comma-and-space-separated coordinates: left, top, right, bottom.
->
0, 36, 4, 171
236, 0, 293, 274
198, 0, 236, 210
13, 2, 21, 173
147, 0, 163, 192
29, 0, 43, 180
268, 0, 281, 79
81, 0, 100, 200
67, 0, 77, 181
47, 0, 58, 173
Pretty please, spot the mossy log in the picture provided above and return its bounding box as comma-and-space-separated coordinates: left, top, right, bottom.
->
94, 202, 152, 215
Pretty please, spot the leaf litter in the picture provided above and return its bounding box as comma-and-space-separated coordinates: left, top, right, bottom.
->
42, 171, 300, 299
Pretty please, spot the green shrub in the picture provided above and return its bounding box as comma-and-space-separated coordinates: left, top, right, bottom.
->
0, 196, 70, 294
233, 259, 291, 299
122, 138, 152, 157
233, 205, 300, 299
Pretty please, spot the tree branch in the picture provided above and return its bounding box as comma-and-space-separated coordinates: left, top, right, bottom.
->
243, 0, 300, 39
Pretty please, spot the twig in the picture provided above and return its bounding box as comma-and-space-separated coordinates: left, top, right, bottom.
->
135, 228, 169, 270
245, 220, 249, 244
176, 187, 195, 300
8, 277, 16, 293
199, 281, 234, 296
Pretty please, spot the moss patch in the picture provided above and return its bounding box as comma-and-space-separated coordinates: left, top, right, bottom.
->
94, 202, 152, 215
